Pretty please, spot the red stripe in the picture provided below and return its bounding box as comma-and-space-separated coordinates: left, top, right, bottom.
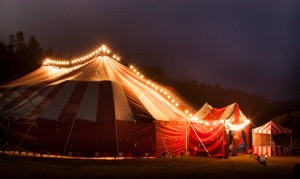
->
97, 81, 115, 122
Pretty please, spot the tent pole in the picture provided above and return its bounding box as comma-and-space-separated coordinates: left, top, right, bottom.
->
156, 122, 169, 155
186, 119, 211, 158
290, 132, 292, 147
186, 121, 189, 154
18, 118, 37, 149
269, 133, 272, 156
162, 137, 169, 154
223, 119, 225, 159
63, 118, 76, 153
115, 120, 119, 159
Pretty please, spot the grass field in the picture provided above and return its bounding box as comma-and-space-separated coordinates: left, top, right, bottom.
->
0, 154, 299, 179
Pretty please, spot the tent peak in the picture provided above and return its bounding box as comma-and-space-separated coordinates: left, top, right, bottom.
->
43, 44, 121, 68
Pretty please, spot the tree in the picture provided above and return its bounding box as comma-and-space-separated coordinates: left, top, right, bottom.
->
27, 36, 43, 66
28, 36, 40, 51
15, 31, 26, 53
7, 34, 16, 52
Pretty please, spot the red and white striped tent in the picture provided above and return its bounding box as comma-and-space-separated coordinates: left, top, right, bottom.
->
0, 47, 194, 157
190, 103, 250, 157
252, 120, 292, 134
252, 121, 292, 156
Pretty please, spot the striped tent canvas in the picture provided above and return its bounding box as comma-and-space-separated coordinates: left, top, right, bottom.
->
252, 121, 292, 134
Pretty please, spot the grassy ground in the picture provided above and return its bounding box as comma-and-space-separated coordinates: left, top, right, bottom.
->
0, 154, 299, 179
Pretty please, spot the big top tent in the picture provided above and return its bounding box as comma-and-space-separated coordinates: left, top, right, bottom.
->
0, 45, 194, 157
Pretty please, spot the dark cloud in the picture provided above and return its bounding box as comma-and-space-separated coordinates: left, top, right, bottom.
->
0, 0, 299, 101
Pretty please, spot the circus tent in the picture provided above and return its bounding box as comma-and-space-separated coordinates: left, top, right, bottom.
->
0, 45, 193, 157
190, 103, 250, 157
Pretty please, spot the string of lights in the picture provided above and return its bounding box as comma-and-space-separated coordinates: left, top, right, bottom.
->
43, 45, 120, 67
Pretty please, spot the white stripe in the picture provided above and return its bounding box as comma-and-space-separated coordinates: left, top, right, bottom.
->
193, 103, 212, 119
112, 82, 134, 121
40, 81, 77, 120
219, 103, 235, 119
75, 82, 99, 122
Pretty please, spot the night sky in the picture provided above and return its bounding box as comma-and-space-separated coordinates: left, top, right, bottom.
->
0, 0, 299, 101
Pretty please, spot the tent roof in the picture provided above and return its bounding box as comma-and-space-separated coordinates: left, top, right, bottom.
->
191, 102, 250, 131
0, 55, 194, 122
252, 120, 292, 134
193, 102, 248, 124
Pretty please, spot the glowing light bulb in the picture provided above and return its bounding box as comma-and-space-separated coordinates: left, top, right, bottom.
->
102, 45, 107, 51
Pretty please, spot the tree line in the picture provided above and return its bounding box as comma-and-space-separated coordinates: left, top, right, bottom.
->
0, 31, 59, 84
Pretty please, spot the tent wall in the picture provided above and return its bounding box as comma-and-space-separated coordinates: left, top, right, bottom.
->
155, 121, 187, 156
37, 119, 157, 157
7, 120, 38, 151
37, 119, 113, 154
117, 120, 156, 157
189, 122, 226, 157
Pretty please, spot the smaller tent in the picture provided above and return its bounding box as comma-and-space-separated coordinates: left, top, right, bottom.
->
190, 103, 250, 158
252, 121, 292, 156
